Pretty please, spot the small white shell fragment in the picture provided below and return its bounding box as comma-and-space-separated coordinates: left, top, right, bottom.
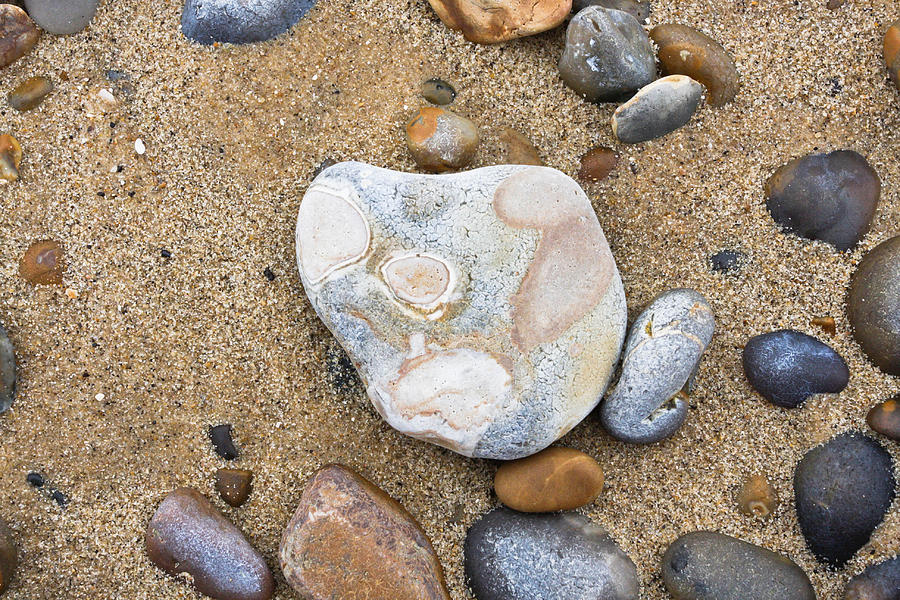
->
134, 138, 146, 155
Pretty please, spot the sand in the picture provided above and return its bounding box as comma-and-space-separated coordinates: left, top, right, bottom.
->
0, 0, 898, 598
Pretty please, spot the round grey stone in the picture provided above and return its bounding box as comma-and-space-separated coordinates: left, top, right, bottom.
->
181, 0, 316, 45
612, 75, 703, 143
24, 0, 98, 35
0, 325, 14, 415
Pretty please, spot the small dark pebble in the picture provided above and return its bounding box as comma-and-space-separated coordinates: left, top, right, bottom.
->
421, 78, 456, 105
160, 249, 171, 258
25, 472, 43, 488
209, 424, 240, 460
263, 267, 275, 281
845, 555, 900, 600
51, 490, 67, 507
826, 0, 845, 8
216, 468, 253, 507
867, 396, 900, 441
710, 250, 744, 273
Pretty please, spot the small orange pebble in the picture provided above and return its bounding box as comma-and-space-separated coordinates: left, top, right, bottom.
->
19, 240, 65, 285
811, 316, 836, 336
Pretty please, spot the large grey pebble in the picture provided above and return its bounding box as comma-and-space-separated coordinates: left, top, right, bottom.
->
558, 7, 656, 103
182, 0, 316, 45
24, 0, 98, 35
0, 325, 14, 415
662, 531, 815, 600
613, 76, 702, 143
845, 555, 900, 600
465, 508, 639, 600
572, 0, 650, 22
600, 289, 714, 444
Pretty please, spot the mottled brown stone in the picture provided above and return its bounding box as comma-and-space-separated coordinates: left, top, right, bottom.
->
8, 76, 52, 111
867, 397, 900, 441
578, 147, 618, 181
427, 0, 571, 44
848, 235, 900, 376
0, 519, 16, 595
650, 24, 739, 107
216, 468, 253, 507
0, 5, 39, 69
279, 464, 451, 600
19, 240, 64, 286
737, 474, 779, 518
0, 134, 22, 183
498, 127, 542, 165
405, 107, 479, 172
494, 446, 604, 512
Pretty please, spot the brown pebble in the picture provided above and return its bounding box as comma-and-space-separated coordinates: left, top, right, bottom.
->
0, 5, 39, 70
494, 446, 604, 512
216, 468, 253, 507
0, 134, 22, 183
405, 107, 479, 172
811, 316, 836, 336
8, 76, 52, 111
578, 147, 618, 181
498, 127, 542, 166
736, 474, 779, 518
650, 24, 739, 107
19, 240, 65, 285
885, 20, 900, 91
0, 519, 16, 595
867, 397, 900, 441
826, 0, 845, 8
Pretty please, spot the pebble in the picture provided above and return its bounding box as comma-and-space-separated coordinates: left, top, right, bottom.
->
826, 0, 846, 8
558, 6, 656, 103
497, 128, 542, 166
867, 396, 900, 441
146, 487, 274, 600
811, 316, 837, 336
845, 555, 900, 600
19, 240, 64, 286
0, 134, 22, 183
465, 508, 639, 600
764, 150, 881, 251
612, 75, 703, 143
736, 474, 778, 518
0, 5, 39, 69
650, 24, 738, 107
494, 446, 604, 512
23, 0, 98, 35
578, 146, 618, 181
572, 0, 649, 22
279, 464, 450, 600
885, 20, 900, 92
216, 468, 253, 507
848, 235, 900, 376
182, 0, 316, 44
742, 330, 849, 408
421, 78, 456, 105
0, 325, 14, 415
662, 531, 815, 600
0, 519, 14, 595
600, 289, 714, 444
7, 76, 52, 111
405, 107, 479, 172
709, 249, 745, 273
426, 0, 570, 44
794, 431, 896, 567
208, 424, 240, 460
296, 162, 626, 458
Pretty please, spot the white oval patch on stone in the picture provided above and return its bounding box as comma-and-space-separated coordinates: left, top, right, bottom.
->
296, 185, 370, 284
381, 253, 454, 310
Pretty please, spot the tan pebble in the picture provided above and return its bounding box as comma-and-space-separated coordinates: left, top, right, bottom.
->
0, 134, 22, 183
498, 127, 542, 165
19, 240, 65, 286
215, 468, 253, 507
494, 446, 604, 512
737, 474, 779, 518
0, 5, 39, 70
578, 147, 618, 181
8, 76, 52, 111
426, 0, 571, 44
650, 24, 739, 107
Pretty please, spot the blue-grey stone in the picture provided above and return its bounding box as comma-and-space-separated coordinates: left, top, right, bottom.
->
465, 508, 639, 600
24, 0, 98, 35
845, 555, 900, 600
0, 325, 14, 414
182, 0, 316, 45
743, 329, 848, 408
572, 0, 650, 23
612, 76, 703, 144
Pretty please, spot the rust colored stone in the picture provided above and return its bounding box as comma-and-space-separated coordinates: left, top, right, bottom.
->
405, 107, 479, 172
884, 20, 900, 91
578, 147, 618, 181
279, 464, 451, 600
427, 0, 571, 44
0, 519, 15, 595
19, 240, 65, 285
494, 446, 604, 512
0, 134, 22, 183
216, 468, 253, 507
811, 316, 837, 336
0, 5, 39, 69
650, 24, 739, 107
498, 127, 542, 166
867, 397, 900, 441
736, 474, 779, 518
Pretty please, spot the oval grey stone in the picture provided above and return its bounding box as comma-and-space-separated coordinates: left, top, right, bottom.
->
23, 0, 98, 35
613, 75, 702, 143
0, 325, 14, 415
600, 288, 715, 444
662, 531, 816, 600
845, 555, 900, 600
182, 0, 316, 45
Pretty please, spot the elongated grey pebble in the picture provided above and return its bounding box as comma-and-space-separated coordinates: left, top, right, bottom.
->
612, 76, 702, 143
0, 325, 14, 415
600, 289, 714, 443
182, 0, 316, 45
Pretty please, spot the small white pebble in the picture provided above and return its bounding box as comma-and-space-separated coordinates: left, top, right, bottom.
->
95, 393, 105, 402
134, 138, 146, 155
98, 88, 117, 105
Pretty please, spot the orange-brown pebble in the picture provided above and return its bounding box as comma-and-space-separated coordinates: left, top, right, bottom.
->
494, 446, 604, 512
736, 474, 779, 519
498, 127, 542, 165
0, 5, 39, 70
0, 134, 22, 183
405, 107, 479, 172
426, 0, 571, 44
8, 76, 53, 111
578, 147, 618, 182
867, 397, 900, 441
811, 316, 836, 336
884, 20, 900, 91
216, 468, 253, 507
650, 24, 739, 107
19, 240, 65, 286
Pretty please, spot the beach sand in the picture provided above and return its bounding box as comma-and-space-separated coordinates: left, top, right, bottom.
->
0, 0, 898, 598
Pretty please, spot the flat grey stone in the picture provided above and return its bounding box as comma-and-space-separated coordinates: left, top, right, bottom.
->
572, 0, 650, 23
24, 0, 98, 35
182, 0, 316, 45
0, 325, 14, 415
612, 76, 702, 143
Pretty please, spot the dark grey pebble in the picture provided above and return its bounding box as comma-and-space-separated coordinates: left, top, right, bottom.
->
845, 555, 900, 600
421, 78, 456, 105
209, 424, 240, 460
573, 0, 650, 22
0, 325, 15, 414
465, 508, 639, 600
794, 431, 896, 567
25, 472, 43, 488
742, 329, 848, 408
848, 235, 900, 376
662, 531, 815, 600
710, 250, 745, 273
764, 150, 880, 251
23, 0, 98, 35
612, 75, 702, 143
182, 0, 316, 45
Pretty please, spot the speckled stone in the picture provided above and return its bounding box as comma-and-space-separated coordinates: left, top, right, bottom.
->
295, 162, 626, 459
0, 519, 15, 595
23, 0, 98, 35
465, 508, 639, 600
848, 235, 900, 376
559, 7, 656, 103
279, 464, 450, 600
794, 432, 896, 567
650, 24, 739, 107
494, 446, 604, 512
0, 325, 14, 415
498, 128, 542, 166
426, 0, 571, 44
736, 474, 778, 519
764, 150, 881, 251
612, 75, 703, 143
7, 76, 52, 111
19, 240, 64, 285
0, 5, 39, 69
421, 78, 456, 105
845, 555, 900, 600
662, 531, 815, 600
182, 0, 316, 44
600, 289, 714, 444
578, 147, 618, 181
405, 107, 480, 172
146, 487, 274, 600
867, 396, 900, 441
742, 330, 849, 408
885, 20, 900, 91
572, 0, 649, 22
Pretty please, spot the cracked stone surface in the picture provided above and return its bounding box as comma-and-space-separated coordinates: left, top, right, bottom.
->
427, 0, 572, 44
295, 161, 626, 459
181, 0, 316, 45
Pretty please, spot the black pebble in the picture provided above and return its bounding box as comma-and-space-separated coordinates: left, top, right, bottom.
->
263, 267, 275, 281
742, 329, 848, 408
160, 249, 171, 258
51, 490, 68, 507
710, 250, 745, 273
26, 472, 44, 488
208, 424, 240, 460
